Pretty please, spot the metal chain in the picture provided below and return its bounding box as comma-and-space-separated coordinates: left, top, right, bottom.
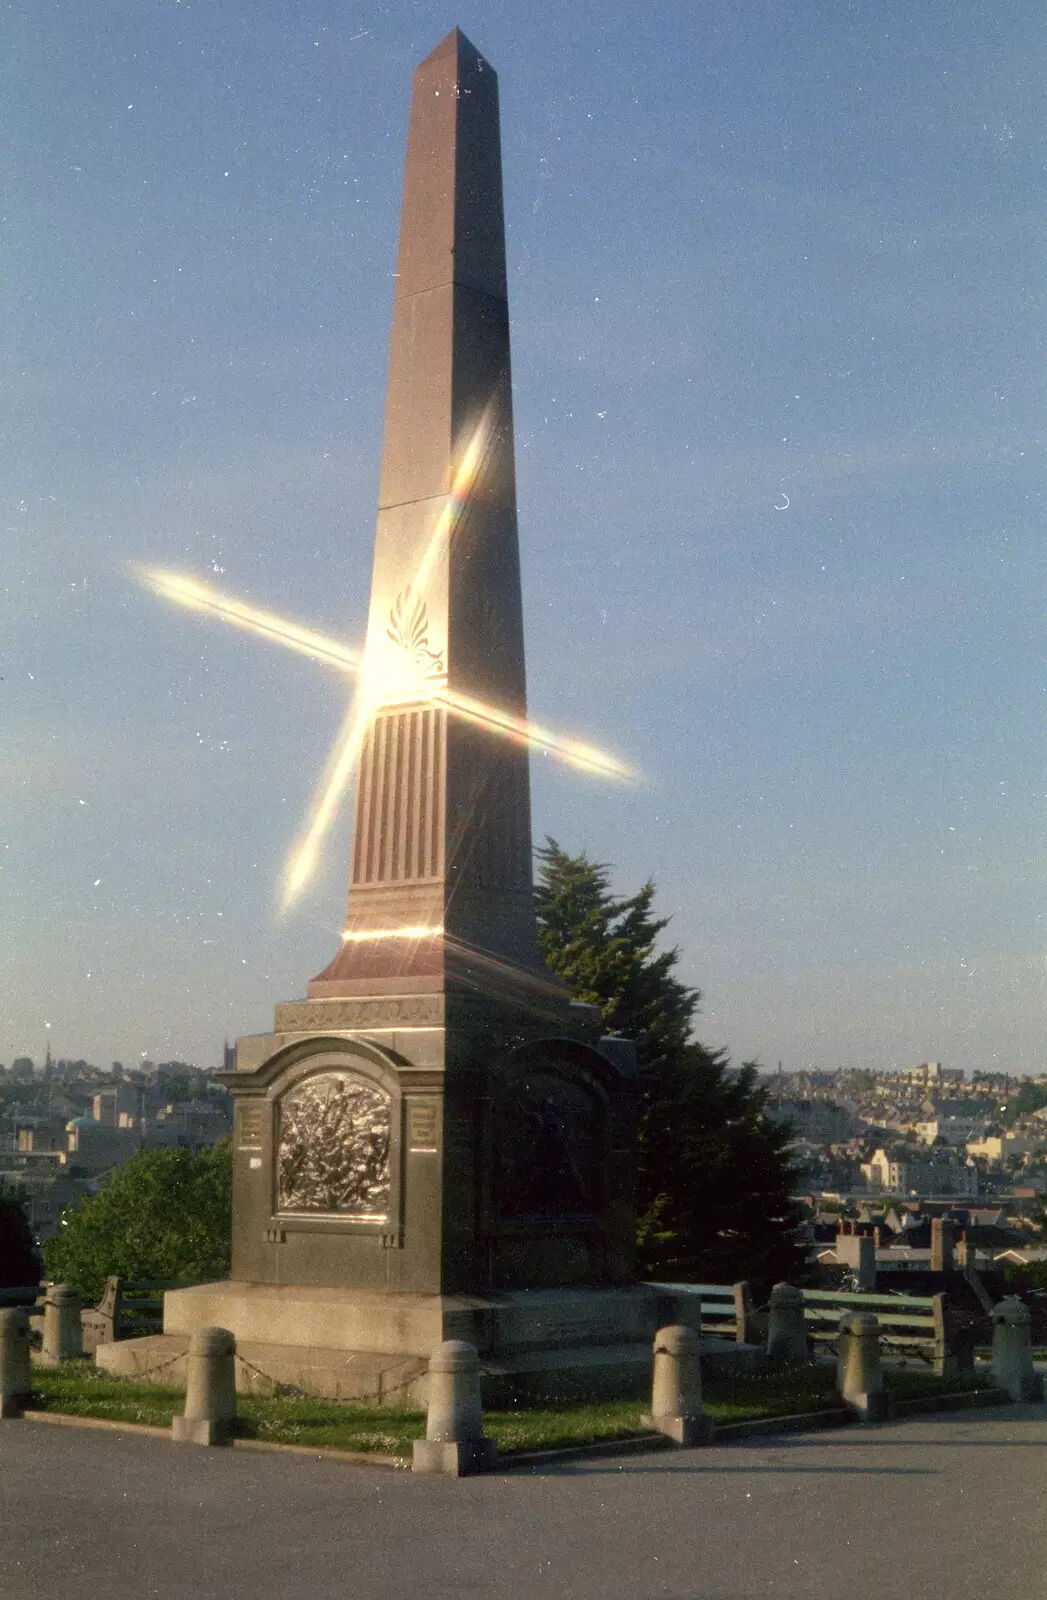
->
233, 1351, 427, 1408
101, 1348, 186, 1384
231, 1352, 523, 1411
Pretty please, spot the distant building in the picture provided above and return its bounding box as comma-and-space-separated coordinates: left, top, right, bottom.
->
149, 1098, 231, 1150
965, 1131, 1040, 1167
91, 1083, 144, 1130
860, 1145, 978, 1197
914, 1117, 986, 1148
767, 1099, 860, 1143
898, 1062, 965, 1086
65, 1117, 142, 1174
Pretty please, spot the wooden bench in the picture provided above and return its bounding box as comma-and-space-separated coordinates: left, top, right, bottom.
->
651, 1281, 978, 1373
0, 1285, 45, 1313
800, 1288, 961, 1374
81, 1276, 210, 1353
649, 1282, 759, 1343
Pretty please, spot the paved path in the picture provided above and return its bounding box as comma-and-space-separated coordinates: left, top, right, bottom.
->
2, 1403, 1045, 1600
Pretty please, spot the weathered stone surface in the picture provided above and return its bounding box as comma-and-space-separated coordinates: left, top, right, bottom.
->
642, 1324, 714, 1447
836, 1311, 891, 1422
39, 1284, 82, 1366
766, 1281, 808, 1361
273, 995, 445, 1032
989, 1296, 1043, 1402
412, 1339, 497, 1474
171, 1325, 237, 1448
0, 1310, 31, 1418
149, 35, 645, 1395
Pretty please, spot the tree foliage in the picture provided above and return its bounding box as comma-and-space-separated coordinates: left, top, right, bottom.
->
0, 1186, 42, 1288
535, 840, 804, 1288
43, 1140, 232, 1304
1000, 1079, 1047, 1126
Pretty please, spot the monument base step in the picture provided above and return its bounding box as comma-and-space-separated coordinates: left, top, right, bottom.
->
95, 1335, 428, 1404
94, 1330, 765, 1405
160, 1281, 687, 1358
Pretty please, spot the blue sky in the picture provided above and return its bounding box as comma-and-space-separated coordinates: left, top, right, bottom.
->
4, 2, 1044, 1073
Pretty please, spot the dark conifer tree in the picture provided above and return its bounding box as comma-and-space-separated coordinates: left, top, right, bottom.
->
535, 840, 804, 1288
0, 1186, 42, 1288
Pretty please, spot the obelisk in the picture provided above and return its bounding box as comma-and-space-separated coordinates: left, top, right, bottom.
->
154, 34, 658, 1405
310, 27, 550, 998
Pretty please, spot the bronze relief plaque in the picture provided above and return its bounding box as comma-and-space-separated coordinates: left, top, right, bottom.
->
277, 1072, 391, 1218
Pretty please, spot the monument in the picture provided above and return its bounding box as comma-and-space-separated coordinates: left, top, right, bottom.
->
106, 30, 675, 1402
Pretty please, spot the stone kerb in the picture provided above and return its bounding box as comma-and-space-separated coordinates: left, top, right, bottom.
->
412, 1340, 497, 1476
989, 1296, 1043, 1403
0, 1309, 32, 1419
171, 1325, 238, 1446
40, 1284, 83, 1365
836, 1311, 891, 1422
642, 1324, 713, 1446
766, 1283, 807, 1361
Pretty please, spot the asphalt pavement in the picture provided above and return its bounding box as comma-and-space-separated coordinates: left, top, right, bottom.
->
2, 1402, 1046, 1600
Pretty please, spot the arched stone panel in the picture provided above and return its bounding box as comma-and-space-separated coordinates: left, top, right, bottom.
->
479, 1037, 636, 1290
493, 1066, 601, 1219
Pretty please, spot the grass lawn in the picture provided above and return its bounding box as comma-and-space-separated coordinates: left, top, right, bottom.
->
28, 1360, 990, 1459
703, 1363, 985, 1422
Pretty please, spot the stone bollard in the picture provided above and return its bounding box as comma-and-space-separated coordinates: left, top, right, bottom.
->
0, 1310, 32, 1419
989, 1297, 1043, 1403
40, 1284, 83, 1365
412, 1341, 497, 1476
836, 1311, 891, 1422
642, 1324, 714, 1446
766, 1283, 808, 1361
171, 1326, 238, 1446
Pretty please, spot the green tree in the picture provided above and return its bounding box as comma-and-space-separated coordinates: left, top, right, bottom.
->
0, 1185, 42, 1288
1000, 1080, 1047, 1125
43, 1140, 232, 1303
535, 840, 803, 1288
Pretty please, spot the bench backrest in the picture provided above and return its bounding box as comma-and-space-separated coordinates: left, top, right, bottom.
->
648, 1281, 744, 1339
800, 1288, 942, 1353
0, 1286, 46, 1321
80, 1276, 216, 1352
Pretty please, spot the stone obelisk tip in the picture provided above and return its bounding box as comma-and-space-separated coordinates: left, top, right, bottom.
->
422, 26, 492, 74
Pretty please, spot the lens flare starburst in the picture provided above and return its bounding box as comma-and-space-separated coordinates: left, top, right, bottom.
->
136, 413, 638, 909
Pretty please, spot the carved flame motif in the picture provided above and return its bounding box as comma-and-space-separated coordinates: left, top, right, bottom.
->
386, 587, 445, 679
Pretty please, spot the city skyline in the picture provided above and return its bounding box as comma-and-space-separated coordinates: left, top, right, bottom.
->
5, 4, 1043, 1072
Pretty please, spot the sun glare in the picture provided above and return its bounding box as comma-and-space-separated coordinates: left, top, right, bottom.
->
136, 409, 638, 907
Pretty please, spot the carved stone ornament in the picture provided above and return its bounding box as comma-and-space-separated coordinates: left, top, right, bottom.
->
386, 587, 445, 679
275, 996, 444, 1031
277, 1072, 391, 1217
494, 1072, 598, 1217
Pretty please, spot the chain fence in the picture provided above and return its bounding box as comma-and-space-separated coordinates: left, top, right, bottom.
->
232, 1350, 430, 1408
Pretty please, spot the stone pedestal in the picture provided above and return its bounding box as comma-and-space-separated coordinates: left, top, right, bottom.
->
766, 1283, 808, 1361
171, 1325, 237, 1446
143, 1281, 669, 1406
412, 1340, 497, 1474
40, 1284, 82, 1365
836, 1312, 891, 1422
989, 1296, 1043, 1403
642, 1324, 714, 1446
0, 1310, 32, 1419
223, 995, 639, 1301
162, 963, 647, 1400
